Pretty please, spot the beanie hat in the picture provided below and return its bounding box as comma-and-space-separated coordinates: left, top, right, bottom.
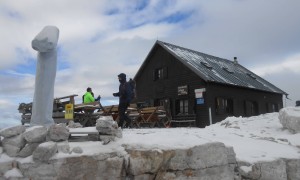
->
118, 73, 126, 79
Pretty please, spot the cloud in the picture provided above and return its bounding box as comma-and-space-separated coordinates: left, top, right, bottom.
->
252, 54, 300, 76
1, 0, 300, 128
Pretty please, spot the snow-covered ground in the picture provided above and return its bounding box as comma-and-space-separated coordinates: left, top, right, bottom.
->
1, 107, 300, 166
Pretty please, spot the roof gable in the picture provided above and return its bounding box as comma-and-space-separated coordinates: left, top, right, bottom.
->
156, 41, 286, 95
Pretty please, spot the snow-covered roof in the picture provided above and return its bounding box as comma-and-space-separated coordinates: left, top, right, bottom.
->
157, 41, 286, 95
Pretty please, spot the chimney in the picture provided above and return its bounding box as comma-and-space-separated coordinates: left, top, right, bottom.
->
233, 57, 238, 65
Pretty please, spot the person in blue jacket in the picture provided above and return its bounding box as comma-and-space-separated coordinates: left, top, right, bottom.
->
113, 73, 132, 128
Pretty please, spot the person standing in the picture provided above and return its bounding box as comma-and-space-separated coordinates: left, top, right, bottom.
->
113, 73, 132, 128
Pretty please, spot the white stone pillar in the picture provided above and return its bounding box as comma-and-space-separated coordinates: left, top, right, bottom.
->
30, 26, 59, 126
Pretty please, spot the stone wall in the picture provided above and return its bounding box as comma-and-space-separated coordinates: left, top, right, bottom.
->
1, 142, 300, 179
1, 142, 236, 180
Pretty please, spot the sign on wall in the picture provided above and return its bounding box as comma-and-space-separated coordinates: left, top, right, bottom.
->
195, 88, 206, 98
196, 98, 205, 105
178, 85, 188, 95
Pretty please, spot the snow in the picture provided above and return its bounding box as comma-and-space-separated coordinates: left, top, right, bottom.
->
4, 168, 23, 178
66, 108, 300, 164
1, 107, 300, 166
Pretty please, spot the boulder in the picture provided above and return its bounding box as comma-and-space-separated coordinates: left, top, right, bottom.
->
33, 141, 57, 162
96, 116, 119, 136
2, 134, 26, 157
18, 143, 40, 158
47, 124, 69, 141
2, 144, 21, 157
23, 126, 47, 143
2, 134, 26, 148
68, 121, 83, 128
0, 125, 26, 138
0, 160, 15, 177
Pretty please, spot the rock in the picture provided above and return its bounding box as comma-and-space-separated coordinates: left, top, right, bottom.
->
2, 134, 26, 157
68, 121, 83, 128
33, 141, 57, 162
0, 125, 26, 138
167, 142, 229, 170
95, 156, 126, 178
0, 160, 15, 177
72, 146, 83, 154
23, 126, 47, 143
279, 107, 300, 133
47, 124, 70, 142
18, 161, 57, 178
18, 143, 40, 158
2, 144, 21, 157
226, 146, 237, 164
96, 116, 119, 135
126, 148, 165, 176
286, 159, 300, 180
251, 159, 287, 180
2, 134, 26, 148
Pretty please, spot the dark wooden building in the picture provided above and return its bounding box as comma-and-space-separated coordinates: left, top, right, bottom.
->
134, 40, 287, 127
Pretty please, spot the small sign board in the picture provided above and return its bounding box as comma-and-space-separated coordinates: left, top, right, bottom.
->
178, 85, 188, 95
196, 98, 205, 105
65, 104, 73, 120
195, 88, 206, 98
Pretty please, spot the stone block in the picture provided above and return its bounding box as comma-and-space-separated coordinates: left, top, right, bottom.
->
126, 148, 165, 176
167, 142, 229, 170
0, 125, 26, 138
23, 126, 47, 143
47, 124, 69, 142
18, 143, 40, 158
286, 159, 300, 180
32, 141, 57, 162
252, 159, 287, 180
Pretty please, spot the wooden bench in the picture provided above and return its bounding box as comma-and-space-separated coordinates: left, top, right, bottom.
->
132, 106, 171, 128
73, 101, 104, 127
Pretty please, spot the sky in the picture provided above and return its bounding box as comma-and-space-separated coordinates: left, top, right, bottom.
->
1, 0, 300, 128
2, 107, 300, 178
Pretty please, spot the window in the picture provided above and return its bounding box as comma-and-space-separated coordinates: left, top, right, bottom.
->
266, 103, 279, 113
215, 97, 233, 115
175, 99, 189, 115
153, 68, 164, 81
244, 100, 258, 116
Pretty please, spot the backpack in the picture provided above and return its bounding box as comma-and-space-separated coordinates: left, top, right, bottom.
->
127, 78, 136, 100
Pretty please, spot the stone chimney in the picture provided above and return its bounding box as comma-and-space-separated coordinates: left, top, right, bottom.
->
233, 57, 238, 65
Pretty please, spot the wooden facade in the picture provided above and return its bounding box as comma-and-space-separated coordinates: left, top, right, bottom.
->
134, 41, 286, 128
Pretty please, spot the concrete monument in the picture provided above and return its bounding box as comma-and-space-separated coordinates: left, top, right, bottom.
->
30, 26, 59, 126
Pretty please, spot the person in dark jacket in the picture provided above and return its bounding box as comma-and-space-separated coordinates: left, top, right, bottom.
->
113, 73, 132, 128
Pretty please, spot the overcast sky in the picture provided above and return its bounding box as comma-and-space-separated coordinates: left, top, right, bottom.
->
1, 0, 300, 127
